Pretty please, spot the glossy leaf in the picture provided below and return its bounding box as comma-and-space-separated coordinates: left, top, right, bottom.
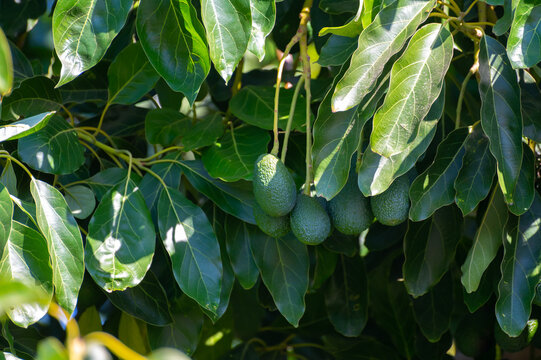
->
179, 160, 256, 224
248, 0, 275, 61
18, 115, 85, 175
403, 205, 462, 297
1, 76, 61, 121
145, 108, 191, 146
9, 41, 33, 88
0, 112, 55, 143
52, 0, 132, 87
0, 183, 13, 264
319, 2, 363, 37
224, 215, 259, 289
107, 43, 160, 105
409, 128, 468, 221
508, 144, 535, 215
461, 188, 507, 293
331, 0, 435, 112
496, 194, 541, 336
507, 0, 541, 69
85, 168, 141, 201
30, 179, 84, 314
229, 86, 308, 131
157, 186, 223, 314
106, 271, 173, 326
250, 233, 309, 327
478, 35, 523, 205
454, 126, 496, 215
200, 0, 252, 82
358, 90, 444, 196
318, 35, 358, 67
324, 255, 368, 337
0, 26, 12, 95
64, 185, 95, 219
202, 125, 270, 182
313, 66, 389, 200
370, 23, 453, 157
0, 160, 17, 196
0, 221, 53, 327
85, 179, 155, 292
521, 71, 541, 143
182, 113, 225, 151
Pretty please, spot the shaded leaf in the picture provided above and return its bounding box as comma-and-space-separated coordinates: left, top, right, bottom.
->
18, 115, 85, 175
30, 179, 84, 314
0, 160, 17, 196
250, 233, 309, 327
85, 179, 155, 292
508, 144, 535, 215
478, 35, 523, 205
319, 3, 363, 38
78, 307, 102, 336
461, 188, 507, 293
318, 35, 358, 67
118, 313, 150, 355
64, 185, 95, 219
137, 0, 210, 104
331, 0, 435, 111
52, 0, 132, 86
507, 1, 541, 68
9, 41, 33, 88
182, 113, 225, 151
85, 168, 141, 201
312, 246, 338, 290
145, 108, 191, 146
403, 205, 462, 297
157, 186, 223, 314
224, 215, 259, 289
370, 23, 453, 158
0, 112, 55, 143
520, 71, 541, 142
248, 0, 276, 61
323, 335, 401, 360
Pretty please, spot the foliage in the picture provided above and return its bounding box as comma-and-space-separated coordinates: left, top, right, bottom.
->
0, 0, 540, 359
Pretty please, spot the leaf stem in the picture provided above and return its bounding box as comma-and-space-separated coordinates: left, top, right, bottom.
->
299, 19, 312, 196
456, 62, 478, 129
281, 76, 304, 163
463, 0, 479, 17
85, 332, 147, 360
93, 101, 111, 137
0, 151, 34, 179
140, 146, 183, 162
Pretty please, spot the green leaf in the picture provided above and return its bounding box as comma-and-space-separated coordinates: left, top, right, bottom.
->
179, 160, 256, 224
9, 40, 34, 88
454, 126, 496, 215
319, 0, 359, 14
492, 0, 513, 36
247, 0, 275, 61
496, 194, 541, 336
322, 335, 401, 360
507, 0, 541, 68
412, 273, 453, 342
202, 125, 270, 182
145, 108, 191, 145
313, 65, 389, 200
250, 234, 309, 327
137, 0, 210, 104
409, 128, 469, 222
1, 76, 61, 121
0, 111, 55, 143
319, 3, 363, 38
36, 337, 68, 360
361, 0, 385, 28
64, 185, 95, 219
0, 221, 53, 327
157, 186, 223, 314
478, 35, 523, 205
324, 255, 368, 337
521, 71, 541, 142
0, 183, 13, 266
224, 215, 259, 289
107, 43, 160, 105
0, 160, 17, 196
0, 26, 12, 95
52, 0, 132, 87
461, 188, 508, 293
78, 307, 102, 335
331, 0, 435, 112
403, 205, 462, 297
370, 23, 453, 158
118, 313, 150, 355
229, 86, 308, 131
463, 259, 499, 313
85, 168, 141, 201
312, 246, 338, 290
18, 115, 85, 175
200, 0, 251, 82
85, 178, 155, 292
182, 113, 225, 151
358, 90, 444, 196
318, 35, 358, 67
508, 144, 535, 215
148, 348, 190, 360
106, 271, 173, 326
0, 279, 49, 318
30, 179, 84, 314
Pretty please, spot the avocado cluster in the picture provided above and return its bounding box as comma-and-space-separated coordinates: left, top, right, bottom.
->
252, 154, 411, 245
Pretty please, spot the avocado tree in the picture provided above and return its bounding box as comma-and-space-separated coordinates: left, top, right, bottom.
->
0, 0, 540, 358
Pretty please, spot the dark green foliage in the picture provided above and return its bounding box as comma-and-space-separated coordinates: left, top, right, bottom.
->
328, 174, 372, 235
290, 193, 331, 245
253, 203, 290, 238
370, 175, 410, 226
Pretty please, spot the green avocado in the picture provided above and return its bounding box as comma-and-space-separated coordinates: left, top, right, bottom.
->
328, 176, 372, 235
253, 203, 290, 238
370, 176, 410, 226
290, 193, 331, 245
494, 320, 538, 353
253, 154, 297, 217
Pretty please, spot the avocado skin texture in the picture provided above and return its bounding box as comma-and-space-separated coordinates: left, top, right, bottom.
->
253, 203, 290, 238
290, 194, 331, 245
253, 154, 297, 217
370, 176, 410, 226
329, 178, 372, 235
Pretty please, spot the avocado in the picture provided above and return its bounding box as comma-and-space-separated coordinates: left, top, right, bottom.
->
290, 193, 331, 245
253, 154, 297, 217
253, 203, 290, 238
328, 176, 372, 235
370, 175, 410, 226
494, 320, 538, 352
